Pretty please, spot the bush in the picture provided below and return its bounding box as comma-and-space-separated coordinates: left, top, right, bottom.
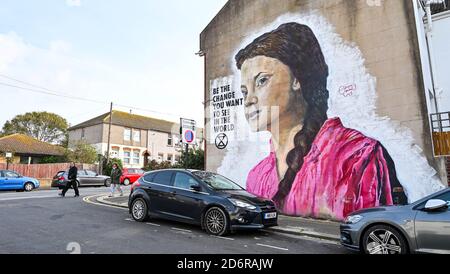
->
143, 160, 173, 171
102, 158, 123, 176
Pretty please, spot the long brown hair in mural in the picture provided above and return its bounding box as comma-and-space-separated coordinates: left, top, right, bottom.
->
235, 22, 406, 220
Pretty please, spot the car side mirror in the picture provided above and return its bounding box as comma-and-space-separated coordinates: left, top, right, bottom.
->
190, 185, 202, 192
424, 199, 448, 212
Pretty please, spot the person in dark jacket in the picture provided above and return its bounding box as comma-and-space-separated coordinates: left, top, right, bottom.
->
60, 162, 79, 197
109, 163, 123, 197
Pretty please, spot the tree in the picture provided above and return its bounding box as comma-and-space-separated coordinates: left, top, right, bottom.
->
65, 141, 98, 164
174, 148, 205, 170
1, 111, 69, 145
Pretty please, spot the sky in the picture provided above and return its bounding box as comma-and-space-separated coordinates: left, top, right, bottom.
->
0, 0, 227, 128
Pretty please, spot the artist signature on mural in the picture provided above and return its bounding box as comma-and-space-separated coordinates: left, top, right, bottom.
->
338, 84, 356, 97
215, 133, 228, 150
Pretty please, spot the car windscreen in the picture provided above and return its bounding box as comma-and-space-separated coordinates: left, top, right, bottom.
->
192, 171, 243, 191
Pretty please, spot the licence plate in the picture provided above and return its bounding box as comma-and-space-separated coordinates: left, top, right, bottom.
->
264, 212, 277, 219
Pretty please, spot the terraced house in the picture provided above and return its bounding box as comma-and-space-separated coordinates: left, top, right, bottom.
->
68, 111, 204, 168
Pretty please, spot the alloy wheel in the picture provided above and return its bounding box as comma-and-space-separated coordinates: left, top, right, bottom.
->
365, 229, 403, 254
205, 207, 227, 235
132, 199, 146, 221
124, 179, 130, 186
24, 183, 34, 192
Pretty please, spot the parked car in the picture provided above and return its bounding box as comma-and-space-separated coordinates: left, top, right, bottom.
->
340, 188, 450, 254
0, 170, 40, 192
121, 168, 144, 186
51, 169, 111, 189
128, 169, 278, 236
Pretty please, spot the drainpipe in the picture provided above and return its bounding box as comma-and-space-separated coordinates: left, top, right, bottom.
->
424, 0, 445, 131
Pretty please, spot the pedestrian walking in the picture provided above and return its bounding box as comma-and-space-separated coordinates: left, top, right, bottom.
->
60, 162, 79, 198
109, 163, 123, 197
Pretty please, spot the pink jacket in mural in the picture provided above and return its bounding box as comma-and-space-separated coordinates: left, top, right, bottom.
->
246, 118, 405, 220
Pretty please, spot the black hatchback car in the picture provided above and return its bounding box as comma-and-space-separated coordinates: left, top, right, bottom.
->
128, 169, 278, 236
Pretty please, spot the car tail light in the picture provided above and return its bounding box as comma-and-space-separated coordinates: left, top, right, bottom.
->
58, 176, 65, 181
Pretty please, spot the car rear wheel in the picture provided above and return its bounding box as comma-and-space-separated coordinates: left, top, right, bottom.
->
104, 179, 111, 187
204, 207, 229, 236
131, 198, 148, 222
362, 225, 408, 254
123, 178, 130, 186
24, 182, 34, 192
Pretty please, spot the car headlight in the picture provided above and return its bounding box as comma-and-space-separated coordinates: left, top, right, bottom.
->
344, 215, 363, 224
229, 199, 256, 210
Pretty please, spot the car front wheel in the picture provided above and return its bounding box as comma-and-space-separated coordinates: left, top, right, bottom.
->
362, 225, 408, 254
24, 183, 34, 192
204, 207, 229, 236
131, 198, 148, 222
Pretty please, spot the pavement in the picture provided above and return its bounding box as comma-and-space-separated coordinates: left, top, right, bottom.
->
0, 187, 348, 254
99, 192, 341, 242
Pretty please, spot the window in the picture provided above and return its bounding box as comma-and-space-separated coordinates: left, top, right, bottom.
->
168, 134, 173, 146
173, 172, 199, 190
124, 128, 131, 141
132, 150, 140, 164
193, 171, 243, 191
175, 155, 181, 162
77, 170, 86, 176
85, 170, 97, 176
111, 147, 119, 158
158, 153, 164, 161
4, 171, 19, 178
123, 150, 131, 164
152, 171, 174, 186
81, 128, 85, 139
133, 130, 140, 142
167, 154, 173, 162
435, 191, 450, 210
143, 172, 156, 182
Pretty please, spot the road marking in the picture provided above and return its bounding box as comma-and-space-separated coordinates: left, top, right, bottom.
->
256, 243, 289, 251
125, 218, 133, 222
146, 222, 161, 227
171, 227, 192, 233
211, 235, 234, 241
82, 195, 128, 210
0, 195, 56, 201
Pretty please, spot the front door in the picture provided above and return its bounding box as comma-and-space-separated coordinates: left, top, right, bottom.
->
3, 171, 23, 190
85, 170, 102, 186
168, 171, 205, 222
415, 191, 450, 254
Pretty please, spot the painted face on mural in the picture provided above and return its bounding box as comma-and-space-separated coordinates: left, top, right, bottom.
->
232, 22, 408, 221
240, 56, 301, 133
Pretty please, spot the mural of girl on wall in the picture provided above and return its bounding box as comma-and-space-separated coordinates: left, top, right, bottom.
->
235, 22, 407, 220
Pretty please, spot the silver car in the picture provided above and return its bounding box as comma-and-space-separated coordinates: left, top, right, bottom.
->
340, 188, 450, 254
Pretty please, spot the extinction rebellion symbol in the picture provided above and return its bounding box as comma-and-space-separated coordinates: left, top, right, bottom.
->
215, 133, 228, 150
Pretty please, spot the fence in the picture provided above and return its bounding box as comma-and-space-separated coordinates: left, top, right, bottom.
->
0, 163, 98, 179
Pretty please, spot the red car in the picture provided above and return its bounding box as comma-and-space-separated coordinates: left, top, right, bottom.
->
120, 168, 145, 186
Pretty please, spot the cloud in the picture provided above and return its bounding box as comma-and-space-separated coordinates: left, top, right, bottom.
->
0, 32, 204, 129
66, 0, 81, 7
50, 40, 72, 53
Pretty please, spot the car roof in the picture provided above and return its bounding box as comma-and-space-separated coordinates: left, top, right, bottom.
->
144, 168, 202, 174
